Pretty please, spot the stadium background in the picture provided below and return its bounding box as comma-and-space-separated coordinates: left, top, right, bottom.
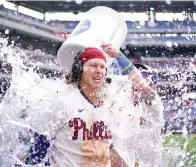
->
0, 0, 195, 166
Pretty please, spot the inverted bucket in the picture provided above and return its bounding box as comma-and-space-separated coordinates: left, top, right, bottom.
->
57, 6, 128, 72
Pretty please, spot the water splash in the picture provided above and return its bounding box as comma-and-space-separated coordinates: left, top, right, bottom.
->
0, 37, 66, 166
0, 37, 195, 167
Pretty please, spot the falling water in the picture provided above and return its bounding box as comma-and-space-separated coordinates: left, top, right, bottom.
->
0, 37, 195, 167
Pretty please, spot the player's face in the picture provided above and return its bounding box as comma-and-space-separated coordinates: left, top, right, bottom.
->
80, 58, 106, 90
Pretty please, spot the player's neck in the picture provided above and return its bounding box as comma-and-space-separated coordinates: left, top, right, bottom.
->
79, 82, 100, 104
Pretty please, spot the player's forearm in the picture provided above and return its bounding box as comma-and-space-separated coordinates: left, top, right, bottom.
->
128, 67, 148, 89
116, 51, 147, 89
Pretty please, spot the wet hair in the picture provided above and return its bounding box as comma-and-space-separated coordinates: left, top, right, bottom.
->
65, 50, 84, 85
65, 68, 81, 85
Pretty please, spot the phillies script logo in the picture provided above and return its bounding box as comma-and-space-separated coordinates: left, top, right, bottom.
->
68, 118, 112, 141
71, 19, 91, 36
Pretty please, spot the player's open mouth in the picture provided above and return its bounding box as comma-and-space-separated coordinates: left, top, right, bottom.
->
93, 77, 102, 82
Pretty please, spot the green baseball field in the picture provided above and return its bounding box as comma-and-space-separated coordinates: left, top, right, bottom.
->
163, 133, 196, 167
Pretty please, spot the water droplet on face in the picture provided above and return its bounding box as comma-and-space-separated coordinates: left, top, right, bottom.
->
83, 66, 88, 72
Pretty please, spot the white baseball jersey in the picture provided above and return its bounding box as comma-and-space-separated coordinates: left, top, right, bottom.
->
34, 75, 134, 167
0, 71, 136, 167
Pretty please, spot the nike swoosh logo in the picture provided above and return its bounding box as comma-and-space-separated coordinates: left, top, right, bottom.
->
78, 109, 84, 113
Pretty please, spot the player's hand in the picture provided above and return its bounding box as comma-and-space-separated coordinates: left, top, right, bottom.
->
101, 43, 120, 58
